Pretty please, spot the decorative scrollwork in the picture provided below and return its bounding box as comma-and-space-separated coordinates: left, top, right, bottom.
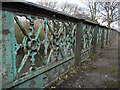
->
13, 13, 76, 78
97, 28, 102, 44
82, 24, 93, 51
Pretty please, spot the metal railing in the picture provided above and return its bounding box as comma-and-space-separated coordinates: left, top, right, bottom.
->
1, 2, 118, 89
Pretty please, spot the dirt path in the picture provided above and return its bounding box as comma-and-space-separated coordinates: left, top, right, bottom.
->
55, 38, 118, 88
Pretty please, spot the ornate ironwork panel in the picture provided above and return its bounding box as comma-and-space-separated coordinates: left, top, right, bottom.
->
96, 27, 102, 50
1, 3, 118, 89
104, 29, 107, 46
108, 29, 111, 43
81, 24, 94, 60
2, 11, 76, 88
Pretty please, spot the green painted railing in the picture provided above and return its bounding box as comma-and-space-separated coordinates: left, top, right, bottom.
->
1, 2, 118, 89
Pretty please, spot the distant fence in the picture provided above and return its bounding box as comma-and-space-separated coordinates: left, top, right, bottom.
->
1, 2, 118, 89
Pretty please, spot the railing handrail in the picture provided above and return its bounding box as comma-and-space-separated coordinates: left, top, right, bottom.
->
2, 2, 118, 32
1, 2, 118, 89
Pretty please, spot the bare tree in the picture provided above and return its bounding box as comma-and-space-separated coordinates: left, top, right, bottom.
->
87, 0, 119, 28
98, 2, 119, 28
37, 1, 59, 10
37, 1, 82, 17
88, 0, 98, 21
80, 0, 98, 22
60, 2, 82, 16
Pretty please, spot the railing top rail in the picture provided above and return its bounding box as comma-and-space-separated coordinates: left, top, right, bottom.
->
2, 2, 79, 22
2, 2, 118, 32
2, 2, 99, 25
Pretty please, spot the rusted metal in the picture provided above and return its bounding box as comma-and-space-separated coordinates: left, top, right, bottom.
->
1, 2, 118, 89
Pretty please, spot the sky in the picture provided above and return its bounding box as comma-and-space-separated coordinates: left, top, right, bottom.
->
25, 0, 88, 8
24, 0, 119, 31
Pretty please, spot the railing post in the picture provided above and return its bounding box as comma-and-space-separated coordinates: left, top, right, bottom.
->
101, 28, 105, 49
109, 29, 111, 43
75, 21, 83, 67
108, 29, 111, 43
0, 2, 2, 89
93, 25, 98, 53
111, 30, 113, 42
2, 11, 15, 88
106, 29, 109, 44
118, 32, 120, 88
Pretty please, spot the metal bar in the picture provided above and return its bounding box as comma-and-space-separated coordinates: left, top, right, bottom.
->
101, 28, 105, 49
47, 21, 54, 35
106, 29, 109, 45
1, 2, 119, 89
18, 52, 30, 73
2, 2, 119, 31
14, 17, 30, 40
2, 2, 78, 22
35, 19, 46, 40
13, 56, 74, 86
75, 21, 83, 67
93, 25, 98, 53
2, 11, 14, 88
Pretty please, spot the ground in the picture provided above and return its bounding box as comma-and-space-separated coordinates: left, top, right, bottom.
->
51, 37, 118, 88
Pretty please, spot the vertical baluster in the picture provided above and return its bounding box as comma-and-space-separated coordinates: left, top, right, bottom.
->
75, 21, 83, 67
2, 11, 15, 88
93, 25, 98, 53
44, 18, 49, 64
101, 28, 105, 49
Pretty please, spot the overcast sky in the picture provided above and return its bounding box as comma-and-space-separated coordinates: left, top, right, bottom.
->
24, 0, 119, 30
25, 0, 88, 8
